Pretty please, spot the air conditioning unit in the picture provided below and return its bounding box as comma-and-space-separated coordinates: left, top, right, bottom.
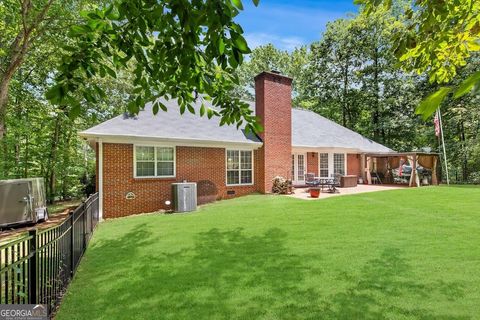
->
172, 182, 197, 212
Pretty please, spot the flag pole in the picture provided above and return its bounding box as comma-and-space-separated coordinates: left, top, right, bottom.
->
437, 108, 450, 185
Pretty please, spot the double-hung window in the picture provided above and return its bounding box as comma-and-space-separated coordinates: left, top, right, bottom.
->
226, 150, 253, 185
333, 153, 345, 176
135, 146, 175, 178
319, 153, 329, 177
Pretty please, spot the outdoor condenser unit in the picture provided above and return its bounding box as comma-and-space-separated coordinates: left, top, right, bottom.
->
172, 182, 197, 212
0, 178, 48, 228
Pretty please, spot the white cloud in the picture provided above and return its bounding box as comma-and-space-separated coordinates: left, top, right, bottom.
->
236, 1, 357, 51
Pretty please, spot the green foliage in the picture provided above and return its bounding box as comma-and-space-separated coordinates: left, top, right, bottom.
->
415, 87, 452, 121
304, 6, 427, 147
232, 44, 309, 103
358, 0, 480, 119
0, 0, 133, 201
48, 0, 261, 134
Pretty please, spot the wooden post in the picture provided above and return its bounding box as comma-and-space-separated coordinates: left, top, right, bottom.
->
432, 156, 438, 185
28, 229, 37, 304
361, 154, 366, 182
411, 154, 417, 187
366, 156, 372, 184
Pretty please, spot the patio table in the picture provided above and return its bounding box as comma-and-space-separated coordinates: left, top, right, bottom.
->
315, 178, 337, 193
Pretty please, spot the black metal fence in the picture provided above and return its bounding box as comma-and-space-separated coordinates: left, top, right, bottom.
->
0, 192, 99, 311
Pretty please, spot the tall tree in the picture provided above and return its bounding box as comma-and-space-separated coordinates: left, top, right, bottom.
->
354, 6, 403, 142
357, 0, 480, 118
233, 44, 308, 102
306, 18, 360, 128
0, 0, 75, 138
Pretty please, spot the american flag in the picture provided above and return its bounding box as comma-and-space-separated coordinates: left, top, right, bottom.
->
434, 110, 441, 137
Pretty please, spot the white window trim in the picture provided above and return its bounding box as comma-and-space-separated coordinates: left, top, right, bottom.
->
292, 153, 307, 184
317, 152, 348, 177
333, 153, 347, 176
319, 152, 329, 178
226, 149, 254, 186
133, 144, 176, 179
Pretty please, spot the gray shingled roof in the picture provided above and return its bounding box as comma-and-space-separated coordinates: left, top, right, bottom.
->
292, 108, 392, 153
80, 98, 261, 145
80, 98, 392, 153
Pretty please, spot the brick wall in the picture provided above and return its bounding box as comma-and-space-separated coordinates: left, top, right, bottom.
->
306, 152, 318, 176
255, 71, 293, 193
100, 143, 261, 218
347, 153, 361, 177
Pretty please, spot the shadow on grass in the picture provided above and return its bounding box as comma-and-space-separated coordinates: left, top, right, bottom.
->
74, 224, 469, 319
323, 248, 468, 319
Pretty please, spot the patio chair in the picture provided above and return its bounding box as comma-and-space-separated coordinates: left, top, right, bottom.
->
305, 173, 320, 187
327, 174, 341, 193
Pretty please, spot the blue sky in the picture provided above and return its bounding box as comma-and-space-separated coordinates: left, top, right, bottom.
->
235, 0, 358, 51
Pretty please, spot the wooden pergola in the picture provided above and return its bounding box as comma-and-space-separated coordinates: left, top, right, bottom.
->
361, 152, 441, 187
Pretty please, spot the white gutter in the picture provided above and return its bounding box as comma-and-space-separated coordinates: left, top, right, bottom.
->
98, 139, 103, 221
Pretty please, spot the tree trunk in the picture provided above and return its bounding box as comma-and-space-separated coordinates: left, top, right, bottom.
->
61, 129, 73, 199
47, 113, 62, 203
372, 47, 381, 142
342, 61, 349, 128
459, 120, 468, 181
0, 0, 55, 139
24, 130, 29, 178
0, 75, 13, 139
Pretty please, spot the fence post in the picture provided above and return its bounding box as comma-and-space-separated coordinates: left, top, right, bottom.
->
28, 229, 37, 304
83, 201, 87, 249
70, 211, 75, 276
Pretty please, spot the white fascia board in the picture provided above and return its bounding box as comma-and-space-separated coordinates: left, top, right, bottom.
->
79, 133, 263, 150
292, 146, 361, 154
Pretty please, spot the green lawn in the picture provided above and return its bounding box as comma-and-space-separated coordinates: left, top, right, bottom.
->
56, 186, 480, 320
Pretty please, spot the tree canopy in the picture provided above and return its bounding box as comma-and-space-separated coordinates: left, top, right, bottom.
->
357, 0, 480, 119
47, 0, 262, 134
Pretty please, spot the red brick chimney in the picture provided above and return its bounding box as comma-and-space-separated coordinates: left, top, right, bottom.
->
255, 71, 293, 193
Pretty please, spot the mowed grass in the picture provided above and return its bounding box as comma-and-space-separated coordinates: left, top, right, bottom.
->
56, 186, 480, 320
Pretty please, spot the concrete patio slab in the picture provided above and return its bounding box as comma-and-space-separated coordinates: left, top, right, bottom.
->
288, 184, 407, 200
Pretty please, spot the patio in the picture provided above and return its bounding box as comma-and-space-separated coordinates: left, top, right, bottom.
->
288, 184, 407, 200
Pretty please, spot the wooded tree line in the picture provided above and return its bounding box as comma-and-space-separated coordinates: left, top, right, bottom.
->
0, 0, 132, 201
234, 5, 480, 184
0, 1, 478, 204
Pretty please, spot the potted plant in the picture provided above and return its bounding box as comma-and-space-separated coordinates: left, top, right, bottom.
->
309, 187, 321, 198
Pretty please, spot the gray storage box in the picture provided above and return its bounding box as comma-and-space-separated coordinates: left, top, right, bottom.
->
0, 178, 48, 228
172, 182, 197, 212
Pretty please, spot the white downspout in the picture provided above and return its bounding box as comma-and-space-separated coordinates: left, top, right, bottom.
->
98, 139, 103, 221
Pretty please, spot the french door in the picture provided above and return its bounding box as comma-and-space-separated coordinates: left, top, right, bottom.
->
291, 153, 306, 185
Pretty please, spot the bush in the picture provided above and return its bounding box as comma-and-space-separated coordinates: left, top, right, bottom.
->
468, 172, 480, 184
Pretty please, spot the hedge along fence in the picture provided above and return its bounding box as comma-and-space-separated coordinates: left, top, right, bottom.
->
0, 192, 99, 312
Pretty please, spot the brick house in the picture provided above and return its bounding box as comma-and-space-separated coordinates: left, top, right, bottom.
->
80, 71, 391, 219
